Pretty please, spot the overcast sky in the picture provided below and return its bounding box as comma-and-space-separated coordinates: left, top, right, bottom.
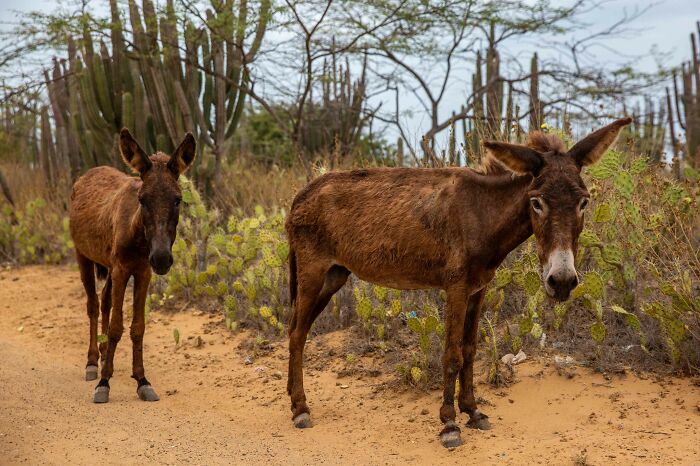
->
1, 0, 697, 146
2, 0, 694, 65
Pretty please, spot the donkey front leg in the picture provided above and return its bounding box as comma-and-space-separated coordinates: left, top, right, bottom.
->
458, 288, 491, 430
439, 284, 470, 448
131, 269, 158, 401
94, 267, 128, 403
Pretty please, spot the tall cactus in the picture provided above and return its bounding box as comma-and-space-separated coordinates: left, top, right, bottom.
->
42, 0, 271, 188
528, 53, 543, 132
485, 21, 503, 138
668, 20, 700, 170
297, 50, 368, 163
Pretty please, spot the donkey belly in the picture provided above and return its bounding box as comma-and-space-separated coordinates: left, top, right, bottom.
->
334, 249, 446, 290
348, 269, 440, 290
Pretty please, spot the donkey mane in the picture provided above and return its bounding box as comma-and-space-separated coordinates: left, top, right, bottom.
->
478, 131, 567, 175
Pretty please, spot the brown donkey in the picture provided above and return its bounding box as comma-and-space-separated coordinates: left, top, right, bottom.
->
70, 128, 195, 403
285, 118, 631, 447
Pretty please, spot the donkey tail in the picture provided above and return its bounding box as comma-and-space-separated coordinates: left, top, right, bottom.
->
95, 264, 108, 281
287, 248, 299, 335
288, 248, 297, 307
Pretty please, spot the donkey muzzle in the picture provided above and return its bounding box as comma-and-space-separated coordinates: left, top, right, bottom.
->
149, 249, 173, 275
543, 248, 579, 301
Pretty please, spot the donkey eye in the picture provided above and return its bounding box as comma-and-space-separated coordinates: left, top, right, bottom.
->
174, 198, 181, 207
530, 197, 544, 213
579, 198, 589, 211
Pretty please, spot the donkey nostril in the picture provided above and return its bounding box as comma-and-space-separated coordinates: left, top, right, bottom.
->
547, 275, 556, 289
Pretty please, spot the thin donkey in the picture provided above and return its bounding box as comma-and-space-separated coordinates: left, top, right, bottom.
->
70, 128, 195, 403
285, 118, 631, 447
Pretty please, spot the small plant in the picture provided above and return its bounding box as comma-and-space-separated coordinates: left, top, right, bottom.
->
573, 449, 589, 466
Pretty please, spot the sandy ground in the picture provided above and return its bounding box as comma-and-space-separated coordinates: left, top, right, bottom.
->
0, 265, 699, 466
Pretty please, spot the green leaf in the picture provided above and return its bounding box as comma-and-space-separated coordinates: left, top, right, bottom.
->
573, 271, 604, 300
389, 299, 402, 317
519, 315, 533, 335
356, 297, 372, 321
659, 282, 676, 296
553, 303, 567, 329
588, 150, 621, 179
97, 334, 108, 344
590, 321, 606, 343
602, 244, 622, 266
579, 229, 601, 248
259, 306, 272, 318
530, 322, 543, 339
494, 268, 512, 289
592, 203, 612, 223
523, 271, 541, 297
373, 285, 388, 302
610, 304, 629, 315
630, 157, 648, 175
661, 184, 683, 205
424, 315, 439, 334
173, 328, 180, 345
407, 316, 422, 334
613, 171, 634, 199
410, 366, 423, 384
419, 334, 430, 354
623, 202, 642, 226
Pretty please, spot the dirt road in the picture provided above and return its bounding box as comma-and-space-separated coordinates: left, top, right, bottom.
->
1, 266, 698, 465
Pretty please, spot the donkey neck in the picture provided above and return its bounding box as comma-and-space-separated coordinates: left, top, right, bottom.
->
468, 172, 534, 267
125, 182, 149, 250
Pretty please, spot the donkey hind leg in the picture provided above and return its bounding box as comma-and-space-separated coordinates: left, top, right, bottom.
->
288, 264, 350, 428
94, 267, 128, 403
458, 288, 491, 430
131, 269, 158, 401
77, 253, 100, 381
439, 284, 470, 448
99, 275, 112, 364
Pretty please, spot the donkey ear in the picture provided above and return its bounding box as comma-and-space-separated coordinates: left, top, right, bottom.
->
483, 141, 543, 175
119, 128, 151, 174
168, 133, 196, 175
568, 117, 632, 167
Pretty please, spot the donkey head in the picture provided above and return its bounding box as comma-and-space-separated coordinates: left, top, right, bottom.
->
484, 117, 632, 301
119, 128, 196, 275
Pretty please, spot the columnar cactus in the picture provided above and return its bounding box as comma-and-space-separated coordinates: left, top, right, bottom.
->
42, 0, 271, 186
528, 53, 542, 132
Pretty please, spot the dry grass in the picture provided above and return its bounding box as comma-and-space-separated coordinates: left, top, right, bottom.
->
210, 162, 307, 215
1, 162, 71, 209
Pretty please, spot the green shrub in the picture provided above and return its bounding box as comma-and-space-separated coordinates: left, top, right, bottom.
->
0, 198, 72, 264
151, 177, 290, 335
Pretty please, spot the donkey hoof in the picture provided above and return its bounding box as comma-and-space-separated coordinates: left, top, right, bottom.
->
85, 365, 98, 381
137, 385, 160, 402
467, 410, 492, 430
467, 416, 492, 430
93, 386, 110, 403
293, 413, 312, 429
439, 421, 463, 448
